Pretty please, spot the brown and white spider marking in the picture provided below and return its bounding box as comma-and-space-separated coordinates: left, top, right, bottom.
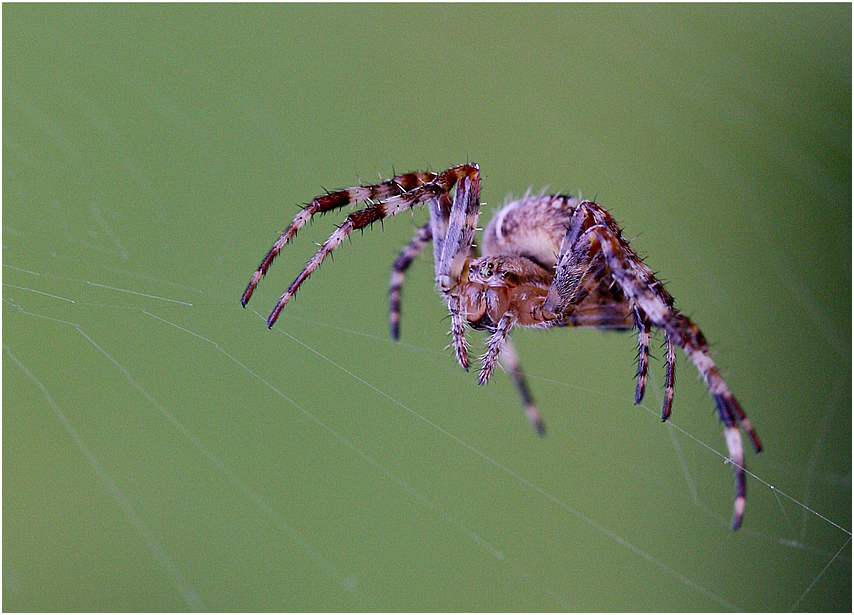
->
241, 163, 762, 529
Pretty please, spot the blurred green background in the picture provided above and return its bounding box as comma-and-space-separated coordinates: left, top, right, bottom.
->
4, 4, 850, 611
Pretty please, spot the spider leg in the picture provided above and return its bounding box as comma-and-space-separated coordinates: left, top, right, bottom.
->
479, 313, 515, 385
433, 166, 481, 371
435, 172, 480, 286
389, 212, 544, 435
543, 205, 601, 318
387, 191, 467, 341
662, 331, 676, 421
447, 295, 471, 370
499, 339, 546, 435
586, 222, 761, 447
554, 301, 634, 329
726, 426, 747, 529
389, 222, 432, 340
263, 166, 476, 328
428, 193, 454, 274
242, 170, 438, 307
633, 307, 650, 405
583, 220, 760, 529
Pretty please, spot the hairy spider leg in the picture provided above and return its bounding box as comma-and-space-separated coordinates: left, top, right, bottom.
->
435, 174, 480, 282
586, 219, 761, 449
387, 190, 457, 340
428, 193, 453, 275
585, 220, 761, 529
241, 169, 441, 308
388, 203, 546, 435
562, 203, 679, 419
499, 339, 546, 435
389, 186, 478, 339
389, 222, 432, 340
256, 165, 478, 328
266, 182, 446, 327
544, 202, 618, 319
662, 333, 676, 421
633, 307, 650, 404
433, 167, 482, 370
553, 303, 634, 329
478, 313, 515, 385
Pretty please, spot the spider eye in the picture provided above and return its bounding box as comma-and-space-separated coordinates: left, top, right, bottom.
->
480, 262, 494, 277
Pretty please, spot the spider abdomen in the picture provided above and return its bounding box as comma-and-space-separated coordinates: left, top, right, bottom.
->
482, 194, 580, 268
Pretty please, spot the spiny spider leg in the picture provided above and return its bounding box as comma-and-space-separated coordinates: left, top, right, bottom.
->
241, 170, 438, 307
260, 166, 476, 328
388, 193, 545, 434
633, 307, 650, 404
584, 219, 760, 528
499, 339, 546, 435
446, 295, 471, 370
662, 333, 676, 421
436, 175, 480, 287
389, 222, 432, 340
435, 169, 482, 370
478, 313, 515, 385
265, 183, 443, 327
554, 302, 634, 329
586, 219, 761, 450
388, 190, 471, 340
428, 193, 453, 274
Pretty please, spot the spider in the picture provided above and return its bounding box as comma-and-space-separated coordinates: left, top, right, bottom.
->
241, 163, 762, 529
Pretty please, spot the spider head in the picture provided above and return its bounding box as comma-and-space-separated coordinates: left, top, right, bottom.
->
468, 256, 554, 327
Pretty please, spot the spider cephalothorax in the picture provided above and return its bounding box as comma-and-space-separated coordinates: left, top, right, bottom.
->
241, 163, 762, 529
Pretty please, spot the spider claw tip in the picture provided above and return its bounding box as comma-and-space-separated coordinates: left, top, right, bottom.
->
266, 311, 281, 329
732, 497, 746, 530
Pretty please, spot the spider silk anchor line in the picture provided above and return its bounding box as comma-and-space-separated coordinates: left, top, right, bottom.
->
241, 163, 762, 529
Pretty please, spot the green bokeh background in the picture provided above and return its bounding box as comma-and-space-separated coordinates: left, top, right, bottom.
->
4, 4, 850, 611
